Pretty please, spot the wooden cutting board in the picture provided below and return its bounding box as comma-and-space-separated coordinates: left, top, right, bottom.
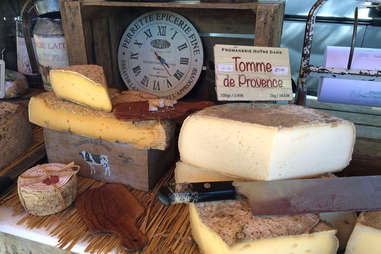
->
76, 183, 147, 251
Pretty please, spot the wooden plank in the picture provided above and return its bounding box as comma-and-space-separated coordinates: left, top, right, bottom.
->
92, 17, 115, 87
254, 3, 284, 47
108, 15, 124, 87
59, 0, 89, 64
44, 129, 176, 192
0, 126, 45, 180
80, 1, 273, 10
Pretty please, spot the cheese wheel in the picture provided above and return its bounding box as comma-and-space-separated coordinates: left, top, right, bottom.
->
179, 103, 355, 180
17, 163, 78, 216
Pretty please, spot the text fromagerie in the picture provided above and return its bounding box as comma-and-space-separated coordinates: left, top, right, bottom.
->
223, 56, 283, 88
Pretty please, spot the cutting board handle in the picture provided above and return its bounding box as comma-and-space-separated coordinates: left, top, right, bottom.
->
117, 217, 147, 251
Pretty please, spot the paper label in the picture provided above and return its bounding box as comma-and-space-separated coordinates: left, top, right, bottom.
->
34, 35, 69, 68
0, 60, 5, 99
214, 45, 292, 101
218, 64, 234, 72
272, 66, 289, 76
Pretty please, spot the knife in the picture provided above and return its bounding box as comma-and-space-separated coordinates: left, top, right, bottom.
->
0, 175, 13, 195
157, 176, 381, 216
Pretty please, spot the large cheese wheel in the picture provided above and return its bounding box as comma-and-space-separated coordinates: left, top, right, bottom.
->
179, 103, 355, 180
17, 163, 78, 216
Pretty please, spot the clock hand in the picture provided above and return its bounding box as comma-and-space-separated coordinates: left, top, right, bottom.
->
154, 51, 171, 76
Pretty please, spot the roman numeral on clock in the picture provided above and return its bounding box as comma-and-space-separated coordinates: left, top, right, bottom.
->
130, 53, 138, 60
153, 80, 160, 91
166, 79, 173, 88
144, 29, 152, 39
174, 70, 184, 81
132, 65, 141, 76
157, 26, 166, 36
177, 43, 188, 51
141, 76, 149, 87
171, 31, 178, 40
134, 40, 143, 48
180, 57, 189, 65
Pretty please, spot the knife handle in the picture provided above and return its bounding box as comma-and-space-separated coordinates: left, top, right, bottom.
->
0, 175, 13, 195
157, 181, 236, 206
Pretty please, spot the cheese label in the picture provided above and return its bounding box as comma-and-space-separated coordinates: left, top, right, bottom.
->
214, 44, 292, 101
0, 59, 5, 99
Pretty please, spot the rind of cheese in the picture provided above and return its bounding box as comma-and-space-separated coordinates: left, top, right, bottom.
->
345, 211, 381, 254
28, 92, 174, 150
179, 103, 356, 180
17, 163, 77, 216
190, 200, 339, 254
0, 102, 32, 170
50, 65, 112, 112
175, 161, 244, 183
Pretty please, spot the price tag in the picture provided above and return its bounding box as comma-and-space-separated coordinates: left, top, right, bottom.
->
214, 44, 292, 101
0, 59, 5, 99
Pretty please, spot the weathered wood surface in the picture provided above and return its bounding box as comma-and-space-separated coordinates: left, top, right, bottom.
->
60, 0, 285, 95
59, 0, 88, 65
0, 126, 45, 180
44, 128, 177, 192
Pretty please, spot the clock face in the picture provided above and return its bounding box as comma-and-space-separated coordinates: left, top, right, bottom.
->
118, 11, 204, 100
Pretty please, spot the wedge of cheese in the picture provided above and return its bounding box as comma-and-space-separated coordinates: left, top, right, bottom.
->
50, 65, 112, 112
28, 92, 174, 150
190, 199, 339, 254
175, 161, 243, 183
179, 103, 355, 180
345, 211, 381, 254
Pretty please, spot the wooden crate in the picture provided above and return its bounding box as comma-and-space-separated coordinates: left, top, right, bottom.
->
44, 128, 177, 191
58, 0, 285, 100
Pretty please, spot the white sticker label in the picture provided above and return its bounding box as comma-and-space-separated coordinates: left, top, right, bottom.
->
218, 64, 234, 72
0, 60, 5, 99
272, 66, 289, 76
80, 151, 111, 176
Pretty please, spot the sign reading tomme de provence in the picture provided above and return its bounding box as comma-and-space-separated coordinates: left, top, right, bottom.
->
214, 44, 292, 101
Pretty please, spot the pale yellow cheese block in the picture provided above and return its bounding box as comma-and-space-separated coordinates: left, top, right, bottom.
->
50, 65, 112, 112
28, 92, 174, 150
175, 161, 244, 183
190, 200, 339, 254
345, 211, 381, 254
179, 103, 355, 181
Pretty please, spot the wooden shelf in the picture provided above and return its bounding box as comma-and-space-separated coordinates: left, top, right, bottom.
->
80, 1, 275, 10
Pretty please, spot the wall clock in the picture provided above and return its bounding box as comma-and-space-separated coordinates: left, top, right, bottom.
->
118, 10, 204, 100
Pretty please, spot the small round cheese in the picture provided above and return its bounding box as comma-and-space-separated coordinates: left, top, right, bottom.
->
17, 163, 78, 216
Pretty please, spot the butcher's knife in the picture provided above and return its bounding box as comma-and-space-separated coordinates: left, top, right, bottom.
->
157, 176, 381, 216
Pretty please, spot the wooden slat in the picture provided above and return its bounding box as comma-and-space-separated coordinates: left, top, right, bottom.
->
92, 17, 115, 87
254, 3, 285, 47
80, 1, 267, 9
59, 0, 89, 64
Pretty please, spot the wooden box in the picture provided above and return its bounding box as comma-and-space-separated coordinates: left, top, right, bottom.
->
44, 128, 177, 191
59, 0, 285, 100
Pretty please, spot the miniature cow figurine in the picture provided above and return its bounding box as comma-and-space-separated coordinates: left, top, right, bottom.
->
80, 151, 111, 176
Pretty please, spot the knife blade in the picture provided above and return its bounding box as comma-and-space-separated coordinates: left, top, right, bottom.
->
157, 176, 381, 216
